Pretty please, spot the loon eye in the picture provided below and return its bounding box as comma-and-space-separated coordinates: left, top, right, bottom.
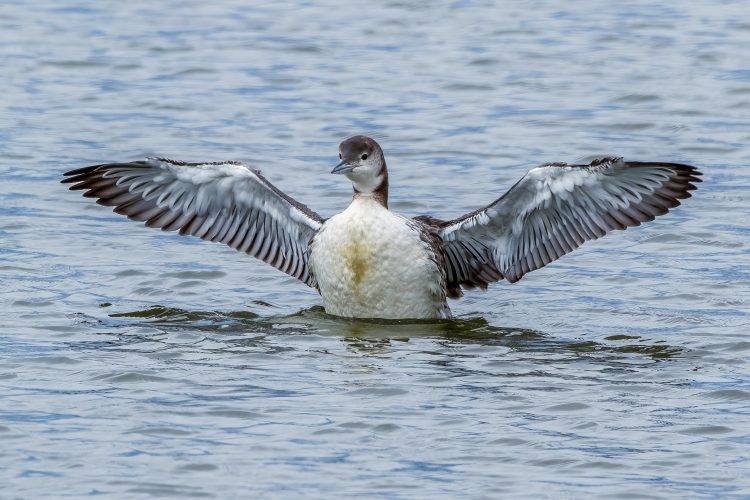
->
361, 154, 368, 160
339, 153, 342, 159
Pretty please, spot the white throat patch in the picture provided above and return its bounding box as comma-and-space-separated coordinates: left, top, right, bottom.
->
349, 172, 384, 194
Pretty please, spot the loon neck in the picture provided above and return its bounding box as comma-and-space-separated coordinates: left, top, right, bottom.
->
352, 164, 388, 209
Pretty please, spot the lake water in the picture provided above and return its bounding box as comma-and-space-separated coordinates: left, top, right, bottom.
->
2, 0, 749, 497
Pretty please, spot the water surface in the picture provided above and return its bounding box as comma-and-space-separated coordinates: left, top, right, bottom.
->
1, 1, 749, 497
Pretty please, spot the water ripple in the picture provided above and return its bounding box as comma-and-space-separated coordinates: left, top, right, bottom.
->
2, 0, 750, 498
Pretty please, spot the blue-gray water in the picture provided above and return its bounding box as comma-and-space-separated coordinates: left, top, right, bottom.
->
2, 1, 749, 498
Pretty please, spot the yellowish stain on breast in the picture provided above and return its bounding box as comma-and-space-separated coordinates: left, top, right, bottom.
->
342, 227, 372, 293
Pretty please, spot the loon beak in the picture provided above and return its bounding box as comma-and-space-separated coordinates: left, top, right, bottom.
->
331, 160, 355, 175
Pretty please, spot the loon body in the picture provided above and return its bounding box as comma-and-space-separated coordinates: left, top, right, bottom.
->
310, 196, 450, 319
63, 135, 701, 319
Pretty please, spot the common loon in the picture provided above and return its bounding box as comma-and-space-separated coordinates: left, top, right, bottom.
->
62, 136, 701, 319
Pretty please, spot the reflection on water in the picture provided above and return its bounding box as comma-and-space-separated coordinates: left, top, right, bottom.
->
106, 305, 682, 361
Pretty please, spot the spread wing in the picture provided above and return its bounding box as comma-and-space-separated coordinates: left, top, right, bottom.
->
62, 158, 324, 287
417, 157, 701, 297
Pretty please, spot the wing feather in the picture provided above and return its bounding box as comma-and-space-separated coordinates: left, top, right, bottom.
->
62, 158, 324, 287
420, 157, 701, 291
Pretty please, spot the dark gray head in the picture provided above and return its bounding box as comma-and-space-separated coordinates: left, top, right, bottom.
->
332, 135, 388, 206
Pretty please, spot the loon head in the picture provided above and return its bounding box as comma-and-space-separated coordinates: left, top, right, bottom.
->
332, 135, 388, 206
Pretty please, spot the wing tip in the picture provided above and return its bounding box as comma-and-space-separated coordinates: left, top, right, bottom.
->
62, 165, 99, 183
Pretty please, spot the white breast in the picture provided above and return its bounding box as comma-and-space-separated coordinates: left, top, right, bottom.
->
309, 197, 450, 319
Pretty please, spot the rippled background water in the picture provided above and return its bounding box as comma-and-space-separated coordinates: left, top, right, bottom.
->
2, 0, 750, 497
